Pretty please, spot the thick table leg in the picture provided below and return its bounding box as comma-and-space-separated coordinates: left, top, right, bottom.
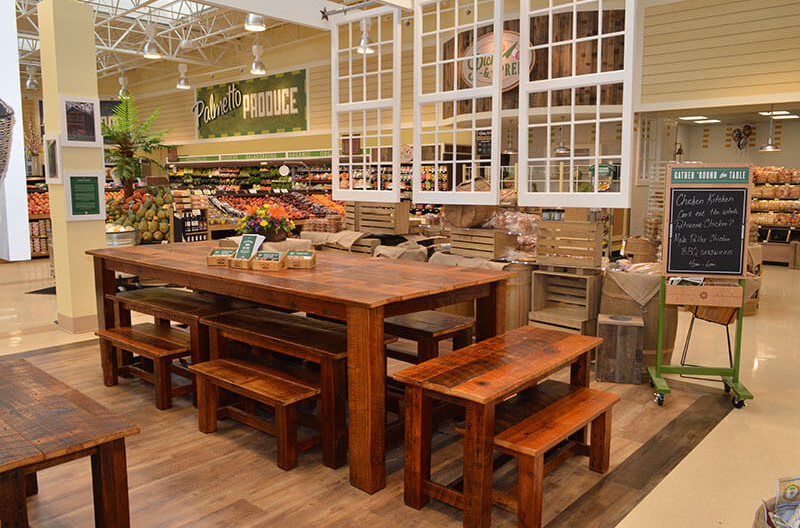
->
463, 402, 495, 528
91, 438, 131, 528
0, 469, 28, 528
404, 385, 431, 509
346, 305, 386, 493
475, 281, 506, 341
94, 257, 116, 332
25, 472, 38, 496
320, 358, 347, 469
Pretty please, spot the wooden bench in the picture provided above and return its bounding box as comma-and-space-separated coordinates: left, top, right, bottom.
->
384, 310, 474, 364
493, 387, 620, 528
199, 308, 397, 469
189, 359, 321, 470
96, 323, 193, 410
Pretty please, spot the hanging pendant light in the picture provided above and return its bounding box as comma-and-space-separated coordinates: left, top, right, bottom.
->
250, 45, 266, 75
142, 24, 161, 59
24, 66, 38, 90
244, 13, 266, 32
118, 73, 129, 98
356, 18, 374, 55
553, 123, 570, 156
176, 64, 191, 90
760, 104, 781, 152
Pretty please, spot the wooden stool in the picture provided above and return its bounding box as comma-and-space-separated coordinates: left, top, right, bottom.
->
96, 323, 193, 410
384, 310, 474, 364
596, 314, 645, 384
493, 388, 620, 528
190, 359, 321, 470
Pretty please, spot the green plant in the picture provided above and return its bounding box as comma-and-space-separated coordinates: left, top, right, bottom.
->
102, 95, 169, 197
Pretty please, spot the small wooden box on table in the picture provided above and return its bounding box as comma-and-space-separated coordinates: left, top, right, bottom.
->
394, 326, 614, 528
0, 360, 139, 528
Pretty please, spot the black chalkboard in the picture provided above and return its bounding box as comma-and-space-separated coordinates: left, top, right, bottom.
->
665, 187, 748, 276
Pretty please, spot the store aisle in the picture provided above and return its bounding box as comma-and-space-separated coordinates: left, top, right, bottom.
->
619, 265, 800, 527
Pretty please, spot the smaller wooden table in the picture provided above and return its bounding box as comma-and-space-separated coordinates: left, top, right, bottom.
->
394, 327, 602, 528
0, 360, 139, 528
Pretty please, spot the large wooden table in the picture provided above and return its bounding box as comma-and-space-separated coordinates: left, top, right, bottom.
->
0, 359, 139, 527
88, 241, 513, 493
394, 327, 603, 527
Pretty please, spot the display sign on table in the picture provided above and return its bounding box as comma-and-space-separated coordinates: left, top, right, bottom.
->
663, 164, 751, 278
193, 69, 307, 139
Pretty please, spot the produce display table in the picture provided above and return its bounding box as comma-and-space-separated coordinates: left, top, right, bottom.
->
0, 359, 139, 527
87, 241, 513, 493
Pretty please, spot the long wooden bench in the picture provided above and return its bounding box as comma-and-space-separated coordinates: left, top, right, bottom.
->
199, 308, 397, 469
493, 387, 620, 528
189, 359, 321, 470
384, 310, 474, 364
96, 323, 193, 410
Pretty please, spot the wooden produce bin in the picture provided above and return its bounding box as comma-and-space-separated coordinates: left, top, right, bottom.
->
449, 228, 518, 259
344, 202, 409, 235
320, 237, 379, 256
528, 270, 600, 335
536, 221, 603, 269
625, 236, 659, 263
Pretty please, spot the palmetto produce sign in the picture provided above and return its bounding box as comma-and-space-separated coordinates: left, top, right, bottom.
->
193, 69, 307, 139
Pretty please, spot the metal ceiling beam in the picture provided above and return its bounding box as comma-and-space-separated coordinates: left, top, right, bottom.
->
200, 0, 336, 31
369, 0, 413, 9
92, 0, 161, 27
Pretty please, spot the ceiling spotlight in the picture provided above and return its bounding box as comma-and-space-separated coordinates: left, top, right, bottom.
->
760, 104, 781, 153
244, 13, 266, 32
250, 45, 266, 75
356, 18, 374, 55
24, 66, 38, 90
179, 38, 195, 49
118, 74, 129, 98
176, 64, 190, 90
143, 24, 161, 59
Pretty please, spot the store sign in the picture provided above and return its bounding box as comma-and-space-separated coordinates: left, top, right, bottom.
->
670, 166, 749, 184
460, 31, 529, 91
193, 69, 307, 139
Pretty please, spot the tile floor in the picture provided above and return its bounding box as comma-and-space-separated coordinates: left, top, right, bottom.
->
1, 258, 795, 526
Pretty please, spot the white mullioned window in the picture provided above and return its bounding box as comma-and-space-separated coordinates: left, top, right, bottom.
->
518, 0, 636, 208
332, 7, 402, 202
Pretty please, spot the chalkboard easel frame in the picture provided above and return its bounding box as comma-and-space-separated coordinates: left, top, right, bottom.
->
650, 163, 753, 409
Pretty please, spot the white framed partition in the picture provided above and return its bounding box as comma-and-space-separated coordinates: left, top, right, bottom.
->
331, 7, 402, 202
518, 0, 636, 208
412, 0, 504, 205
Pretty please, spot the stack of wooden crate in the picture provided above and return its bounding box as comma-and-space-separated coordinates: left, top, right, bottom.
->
344, 202, 409, 235
449, 228, 518, 260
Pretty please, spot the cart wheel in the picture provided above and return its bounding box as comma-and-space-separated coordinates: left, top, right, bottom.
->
723, 383, 731, 394
654, 393, 665, 406
732, 396, 746, 409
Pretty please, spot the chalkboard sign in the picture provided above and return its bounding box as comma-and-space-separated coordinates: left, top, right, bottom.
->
476, 130, 492, 157
663, 164, 751, 278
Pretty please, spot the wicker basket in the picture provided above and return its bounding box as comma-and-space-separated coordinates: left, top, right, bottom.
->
0, 98, 14, 181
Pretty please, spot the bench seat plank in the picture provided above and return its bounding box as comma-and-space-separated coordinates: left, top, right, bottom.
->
108, 288, 258, 322
494, 387, 620, 458
96, 323, 190, 358
384, 311, 474, 340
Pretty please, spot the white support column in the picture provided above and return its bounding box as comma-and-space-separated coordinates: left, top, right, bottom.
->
0, 0, 32, 261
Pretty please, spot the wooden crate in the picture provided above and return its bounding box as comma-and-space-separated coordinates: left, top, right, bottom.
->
536, 221, 603, 269
320, 237, 379, 256
596, 314, 645, 384
450, 228, 518, 259
529, 270, 600, 334
345, 202, 409, 235
528, 319, 597, 336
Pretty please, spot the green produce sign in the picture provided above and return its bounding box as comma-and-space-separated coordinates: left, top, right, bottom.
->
193, 70, 307, 139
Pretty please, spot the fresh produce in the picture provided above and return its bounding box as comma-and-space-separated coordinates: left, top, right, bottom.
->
28, 192, 49, 215
105, 189, 124, 202
105, 185, 172, 244
310, 194, 345, 215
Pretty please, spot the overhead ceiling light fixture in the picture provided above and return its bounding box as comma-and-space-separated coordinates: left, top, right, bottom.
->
176, 64, 191, 90
758, 109, 790, 116
553, 123, 570, 156
250, 45, 266, 76
694, 119, 721, 124
678, 116, 707, 121
24, 66, 38, 90
760, 104, 781, 153
179, 38, 195, 50
356, 18, 374, 55
772, 114, 800, 120
244, 13, 266, 32
142, 24, 161, 59
118, 73, 129, 98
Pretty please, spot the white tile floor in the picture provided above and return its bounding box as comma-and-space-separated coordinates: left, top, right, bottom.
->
1, 258, 795, 525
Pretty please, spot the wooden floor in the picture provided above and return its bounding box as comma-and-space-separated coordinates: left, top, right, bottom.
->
9, 338, 731, 528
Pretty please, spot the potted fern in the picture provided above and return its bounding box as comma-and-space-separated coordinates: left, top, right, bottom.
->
102, 95, 168, 198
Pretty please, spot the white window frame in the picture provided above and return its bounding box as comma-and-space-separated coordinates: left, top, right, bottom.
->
412, 0, 503, 206
332, 7, 402, 202
517, 0, 636, 208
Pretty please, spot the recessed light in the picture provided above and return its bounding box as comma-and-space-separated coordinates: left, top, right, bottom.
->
679, 116, 707, 120
694, 119, 721, 124
772, 115, 799, 120
758, 110, 790, 116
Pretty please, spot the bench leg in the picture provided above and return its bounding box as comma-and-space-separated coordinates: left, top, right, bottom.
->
196, 375, 218, 433
275, 405, 298, 470
517, 454, 544, 528
404, 385, 431, 509
320, 358, 347, 469
91, 438, 131, 528
154, 357, 173, 410
589, 409, 612, 473
25, 473, 37, 496
100, 339, 118, 387
154, 316, 170, 328
417, 338, 438, 363
452, 328, 472, 350
463, 402, 495, 528
0, 468, 28, 528
209, 328, 229, 360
